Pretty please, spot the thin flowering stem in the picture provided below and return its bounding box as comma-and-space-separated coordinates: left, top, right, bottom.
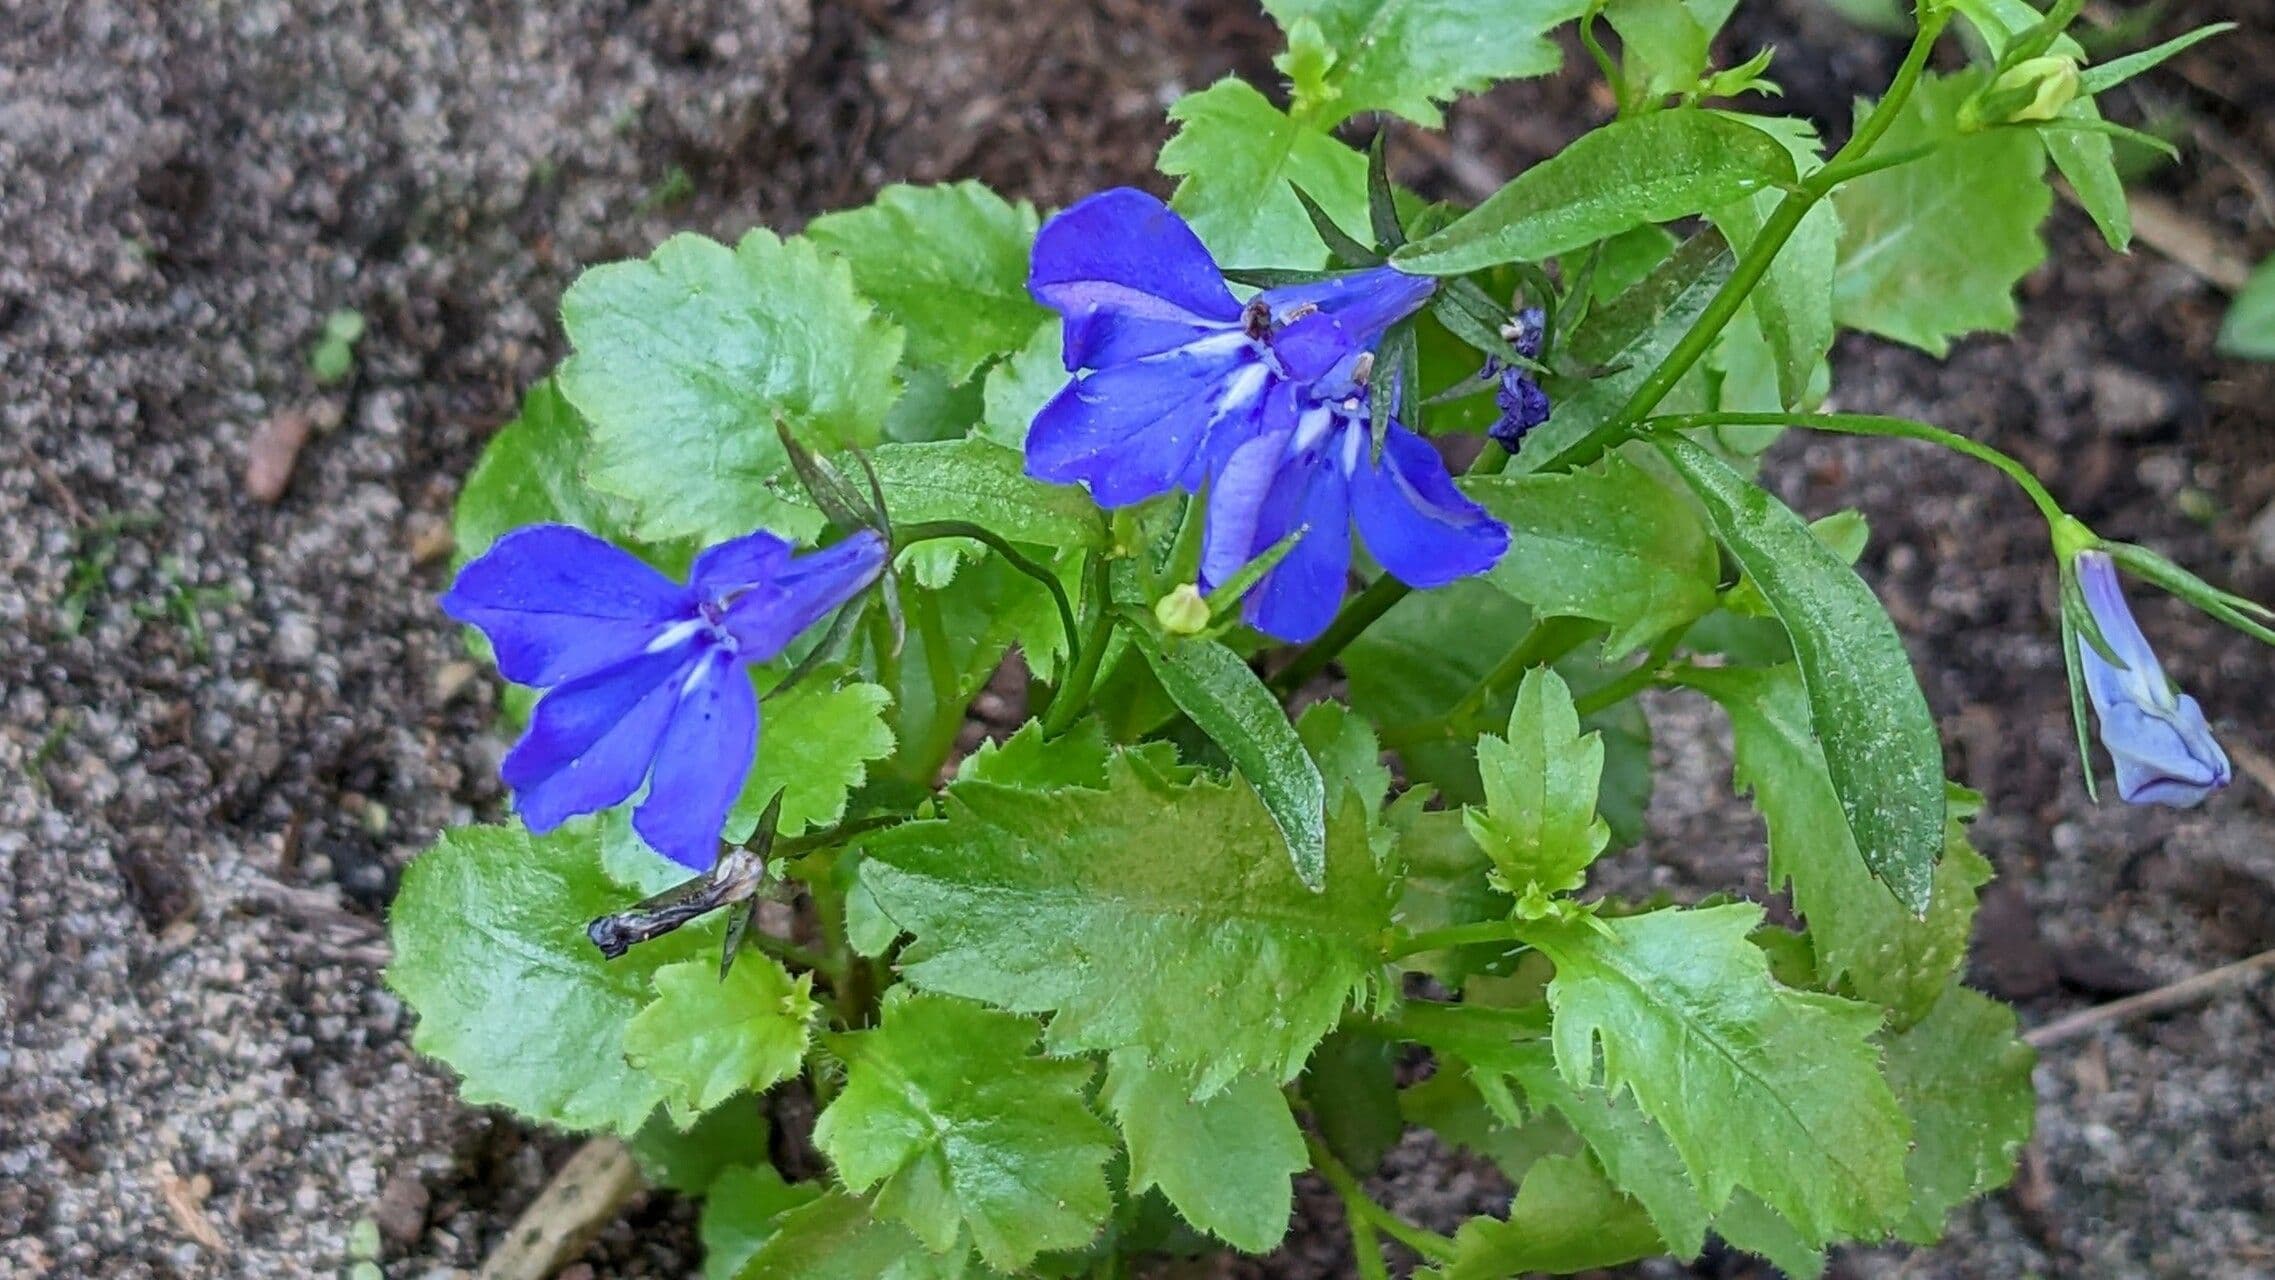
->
1041, 553, 1117, 736
1387, 919, 1532, 961
1274, 14, 1956, 680
1572, 625, 1691, 718
1304, 1133, 1458, 1267
1634, 411, 2071, 529
1377, 616, 1597, 748
898, 519, 1083, 680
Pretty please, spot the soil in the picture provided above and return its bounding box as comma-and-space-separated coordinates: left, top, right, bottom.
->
3, 1, 2272, 1278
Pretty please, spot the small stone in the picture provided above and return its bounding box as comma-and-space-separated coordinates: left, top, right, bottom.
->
272, 613, 319, 664
407, 514, 455, 566
243, 410, 313, 503
2088, 366, 2175, 436
371, 1172, 429, 1247
2247, 499, 2275, 566
431, 661, 479, 704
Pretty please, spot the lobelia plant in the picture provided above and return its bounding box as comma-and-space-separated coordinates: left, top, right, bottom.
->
387, 1, 2263, 1276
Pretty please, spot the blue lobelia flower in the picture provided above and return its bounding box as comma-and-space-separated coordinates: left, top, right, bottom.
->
442, 524, 887, 868
2074, 549, 2231, 807
1489, 307, 1552, 451
1199, 359, 1509, 643
1025, 187, 1436, 508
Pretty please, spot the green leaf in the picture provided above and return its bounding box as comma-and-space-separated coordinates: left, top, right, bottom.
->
737, 1191, 969, 1280
624, 957, 818, 1124
630, 1101, 769, 1195
955, 718, 1115, 790
814, 993, 1114, 1270
1304, 1028, 1405, 1176
1390, 801, 1517, 982
859, 755, 1396, 1093
2079, 22, 2235, 94
1678, 666, 1989, 1024
1430, 1153, 1664, 1279
387, 823, 711, 1133
1521, 903, 1912, 1241
2219, 255, 2275, 360
560, 229, 904, 543
1830, 71, 2050, 355
1714, 1193, 1827, 1279
1465, 668, 1609, 900
1509, 229, 1734, 474
1708, 114, 1838, 410
1160, 79, 1370, 270
1392, 111, 1794, 275
732, 677, 897, 840
1466, 454, 1721, 656
1883, 983, 2037, 1243
1297, 700, 1395, 818
1603, 0, 1716, 100
978, 321, 1063, 448
804, 182, 1045, 386
1658, 437, 1944, 913
1126, 629, 1328, 889
1263, 0, 1583, 127
700, 1164, 824, 1280
1103, 1051, 1307, 1253
774, 438, 1105, 550
453, 379, 657, 566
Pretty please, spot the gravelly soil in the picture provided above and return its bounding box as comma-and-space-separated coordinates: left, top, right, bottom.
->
3, 0, 2272, 1277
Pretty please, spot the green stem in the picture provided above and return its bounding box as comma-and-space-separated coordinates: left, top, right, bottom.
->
1307, 1135, 1459, 1267
1041, 554, 1116, 736
1389, 919, 1530, 961
1271, 14, 1954, 679
1543, 12, 1950, 473
1570, 625, 1690, 718
1379, 616, 1596, 749
898, 520, 1080, 685
1636, 411, 2070, 527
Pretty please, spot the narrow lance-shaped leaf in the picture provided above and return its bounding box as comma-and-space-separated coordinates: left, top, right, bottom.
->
1127, 627, 1328, 888
1392, 110, 1795, 275
1658, 437, 1943, 912
769, 437, 1107, 551
1507, 228, 1734, 475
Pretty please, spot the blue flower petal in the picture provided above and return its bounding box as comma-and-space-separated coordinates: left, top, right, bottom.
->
688, 527, 797, 595
1264, 267, 1437, 382
1027, 344, 1272, 507
1030, 188, 1243, 370
503, 642, 699, 831
442, 524, 694, 688
1242, 445, 1353, 643
2075, 550, 2231, 808
633, 648, 760, 870
1199, 427, 1294, 591
719, 531, 888, 661
1348, 423, 1509, 588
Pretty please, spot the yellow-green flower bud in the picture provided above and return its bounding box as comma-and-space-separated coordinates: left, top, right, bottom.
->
1153, 584, 1210, 636
1964, 55, 2082, 129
